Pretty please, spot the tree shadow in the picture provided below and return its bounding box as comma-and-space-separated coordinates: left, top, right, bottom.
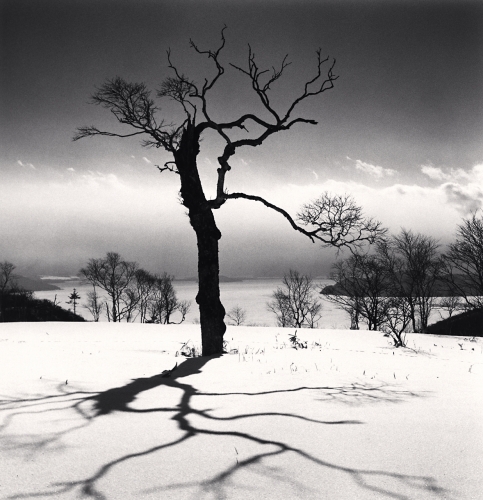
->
1, 355, 449, 500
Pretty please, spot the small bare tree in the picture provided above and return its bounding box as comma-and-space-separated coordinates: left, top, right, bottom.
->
268, 270, 322, 328
83, 289, 105, 322
0, 261, 18, 322
134, 269, 157, 323
0, 261, 16, 293
74, 28, 385, 354
381, 296, 412, 347
149, 273, 191, 324
226, 305, 247, 326
438, 295, 464, 320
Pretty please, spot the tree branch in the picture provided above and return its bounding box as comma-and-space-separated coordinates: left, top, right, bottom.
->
73, 127, 147, 142
222, 192, 386, 252
73, 77, 178, 152
156, 161, 179, 175
223, 192, 316, 240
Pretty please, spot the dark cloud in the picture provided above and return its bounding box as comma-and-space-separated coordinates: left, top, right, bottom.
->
2, 0, 483, 276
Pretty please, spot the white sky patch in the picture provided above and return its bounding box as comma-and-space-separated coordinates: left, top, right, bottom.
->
79, 171, 126, 190
354, 159, 396, 179
142, 157, 152, 164
421, 163, 483, 213
236, 178, 462, 243
66, 167, 75, 172
421, 164, 469, 182
17, 160, 36, 170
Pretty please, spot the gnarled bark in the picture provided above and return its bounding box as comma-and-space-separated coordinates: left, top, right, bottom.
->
175, 123, 226, 355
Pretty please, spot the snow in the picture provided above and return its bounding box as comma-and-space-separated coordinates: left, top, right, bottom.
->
0, 322, 482, 499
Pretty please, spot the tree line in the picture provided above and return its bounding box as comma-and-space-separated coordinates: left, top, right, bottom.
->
267, 212, 483, 347
80, 252, 190, 324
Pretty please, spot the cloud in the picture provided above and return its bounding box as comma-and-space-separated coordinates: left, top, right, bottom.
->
78, 170, 125, 190
226, 176, 463, 245
421, 165, 447, 181
421, 163, 483, 214
421, 164, 469, 182
443, 183, 483, 213
353, 159, 396, 179
17, 160, 36, 170
67, 167, 75, 172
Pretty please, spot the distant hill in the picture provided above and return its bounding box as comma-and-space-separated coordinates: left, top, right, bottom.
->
427, 309, 483, 337
320, 276, 466, 298
1, 292, 84, 322
15, 276, 60, 292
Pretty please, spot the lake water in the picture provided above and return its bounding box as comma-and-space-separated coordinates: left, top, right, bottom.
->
35, 278, 353, 329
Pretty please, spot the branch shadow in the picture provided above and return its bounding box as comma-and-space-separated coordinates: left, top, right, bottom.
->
1, 355, 449, 500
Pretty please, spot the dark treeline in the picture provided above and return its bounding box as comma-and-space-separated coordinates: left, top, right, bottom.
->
0, 261, 84, 322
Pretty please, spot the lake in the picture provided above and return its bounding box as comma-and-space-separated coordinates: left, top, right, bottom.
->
34, 277, 353, 328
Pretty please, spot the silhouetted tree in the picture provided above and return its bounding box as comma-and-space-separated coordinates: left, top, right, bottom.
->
268, 270, 322, 328
438, 295, 463, 320
83, 289, 105, 322
66, 288, 81, 316
74, 28, 385, 354
226, 305, 247, 326
383, 230, 443, 333
443, 211, 483, 311
134, 269, 157, 323
325, 254, 390, 331
148, 273, 190, 324
380, 296, 412, 347
0, 261, 17, 322
80, 252, 138, 322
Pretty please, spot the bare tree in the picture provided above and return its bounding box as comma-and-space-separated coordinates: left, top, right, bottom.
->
80, 252, 138, 322
0, 261, 17, 322
74, 28, 385, 354
268, 270, 322, 328
325, 253, 391, 331
383, 230, 443, 332
443, 211, 483, 311
438, 295, 463, 320
148, 273, 191, 324
83, 289, 105, 322
381, 296, 412, 347
134, 269, 157, 323
0, 261, 16, 293
226, 305, 247, 326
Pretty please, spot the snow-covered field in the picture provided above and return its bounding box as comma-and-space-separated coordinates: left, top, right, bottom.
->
1, 322, 482, 499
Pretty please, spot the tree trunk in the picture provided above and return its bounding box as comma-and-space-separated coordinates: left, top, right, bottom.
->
191, 209, 226, 355
175, 123, 226, 356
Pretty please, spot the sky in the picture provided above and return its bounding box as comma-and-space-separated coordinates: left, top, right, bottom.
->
1, 0, 483, 278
